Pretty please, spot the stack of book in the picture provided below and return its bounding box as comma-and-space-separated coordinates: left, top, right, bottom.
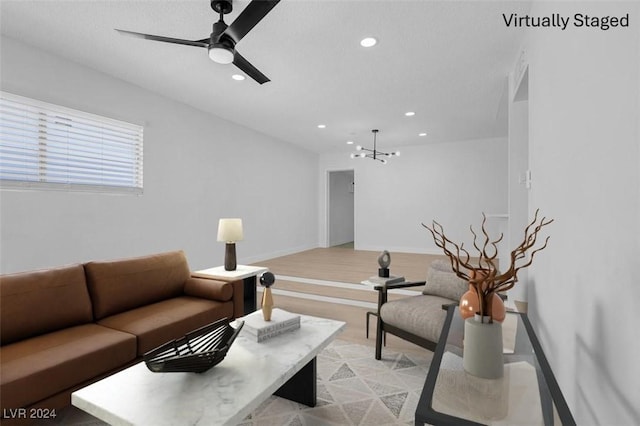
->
241, 308, 300, 342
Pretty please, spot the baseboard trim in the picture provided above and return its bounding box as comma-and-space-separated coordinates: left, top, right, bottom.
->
240, 244, 320, 265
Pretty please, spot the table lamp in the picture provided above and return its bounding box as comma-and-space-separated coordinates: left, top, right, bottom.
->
217, 218, 243, 271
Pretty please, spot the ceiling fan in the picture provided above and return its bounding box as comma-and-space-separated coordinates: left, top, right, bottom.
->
116, 0, 280, 84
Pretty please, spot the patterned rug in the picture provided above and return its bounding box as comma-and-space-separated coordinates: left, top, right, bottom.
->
41, 340, 432, 426
240, 340, 432, 426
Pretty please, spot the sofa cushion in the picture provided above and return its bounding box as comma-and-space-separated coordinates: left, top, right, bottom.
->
97, 296, 234, 355
381, 294, 453, 343
0, 264, 93, 346
0, 324, 136, 410
422, 260, 468, 302
85, 251, 191, 320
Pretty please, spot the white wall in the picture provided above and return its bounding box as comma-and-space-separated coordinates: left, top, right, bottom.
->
0, 37, 318, 274
319, 138, 508, 254
525, 2, 640, 424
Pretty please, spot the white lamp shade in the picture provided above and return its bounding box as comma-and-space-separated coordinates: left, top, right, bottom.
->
217, 218, 243, 242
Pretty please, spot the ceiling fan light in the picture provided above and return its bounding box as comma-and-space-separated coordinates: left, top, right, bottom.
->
208, 45, 234, 64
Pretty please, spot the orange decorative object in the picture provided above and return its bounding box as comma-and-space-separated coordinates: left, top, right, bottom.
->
459, 285, 506, 323
423, 209, 552, 324
459, 287, 478, 319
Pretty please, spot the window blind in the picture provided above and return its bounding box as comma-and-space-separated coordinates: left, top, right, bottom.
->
0, 91, 143, 194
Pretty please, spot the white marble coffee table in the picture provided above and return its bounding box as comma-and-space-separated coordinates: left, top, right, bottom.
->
72, 314, 345, 426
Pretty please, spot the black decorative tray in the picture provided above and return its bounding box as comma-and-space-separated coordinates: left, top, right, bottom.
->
143, 317, 244, 374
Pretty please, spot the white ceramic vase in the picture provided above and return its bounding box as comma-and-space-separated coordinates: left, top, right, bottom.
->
463, 315, 504, 379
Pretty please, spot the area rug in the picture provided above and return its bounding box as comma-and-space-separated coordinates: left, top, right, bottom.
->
41, 340, 431, 426
240, 339, 432, 426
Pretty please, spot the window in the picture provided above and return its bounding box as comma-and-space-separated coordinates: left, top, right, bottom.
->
0, 91, 143, 194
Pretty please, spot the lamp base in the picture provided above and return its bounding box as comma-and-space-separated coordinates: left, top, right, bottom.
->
224, 243, 237, 271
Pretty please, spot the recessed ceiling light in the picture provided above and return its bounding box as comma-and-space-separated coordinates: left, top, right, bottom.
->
317, 124, 326, 129
346, 140, 354, 145
405, 111, 416, 117
231, 74, 245, 81
419, 132, 427, 137
360, 37, 377, 48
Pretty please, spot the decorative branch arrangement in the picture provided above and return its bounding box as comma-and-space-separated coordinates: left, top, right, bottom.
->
422, 209, 553, 322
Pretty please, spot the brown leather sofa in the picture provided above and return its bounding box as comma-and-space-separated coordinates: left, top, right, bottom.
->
0, 250, 243, 420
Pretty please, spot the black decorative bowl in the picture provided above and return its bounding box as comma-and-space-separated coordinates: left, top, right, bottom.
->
143, 317, 244, 374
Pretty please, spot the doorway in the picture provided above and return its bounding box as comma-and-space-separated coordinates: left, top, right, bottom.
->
327, 170, 355, 247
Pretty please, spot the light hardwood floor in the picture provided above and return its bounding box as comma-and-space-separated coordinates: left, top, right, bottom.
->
251, 247, 448, 356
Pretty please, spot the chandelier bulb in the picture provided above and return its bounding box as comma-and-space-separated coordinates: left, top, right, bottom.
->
356, 145, 362, 151
381, 159, 387, 164
350, 153, 356, 159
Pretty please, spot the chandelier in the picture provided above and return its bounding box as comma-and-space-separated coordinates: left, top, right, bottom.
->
350, 129, 399, 164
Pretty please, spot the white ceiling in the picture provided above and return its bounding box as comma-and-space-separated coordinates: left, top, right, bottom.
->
0, 0, 531, 153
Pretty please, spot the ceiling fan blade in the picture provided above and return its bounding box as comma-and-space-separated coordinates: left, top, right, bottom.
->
224, 0, 280, 44
233, 52, 270, 85
115, 29, 209, 48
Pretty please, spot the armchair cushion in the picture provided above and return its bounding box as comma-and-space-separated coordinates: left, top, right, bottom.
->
380, 294, 453, 344
421, 260, 468, 302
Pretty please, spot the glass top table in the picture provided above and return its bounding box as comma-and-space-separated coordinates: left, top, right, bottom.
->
415, 305, 576, 425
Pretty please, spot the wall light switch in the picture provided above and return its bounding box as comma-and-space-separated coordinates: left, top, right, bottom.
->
518, 170, 532, 189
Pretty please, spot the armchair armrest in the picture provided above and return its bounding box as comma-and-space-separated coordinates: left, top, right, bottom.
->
442, 302, 458, 311
184, 277, 233, 302
373, 280, 426, 292
375, 280, 427, 316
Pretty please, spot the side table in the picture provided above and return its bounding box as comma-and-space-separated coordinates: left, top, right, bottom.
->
415, 305, 575, 425
193, 265, 268, 315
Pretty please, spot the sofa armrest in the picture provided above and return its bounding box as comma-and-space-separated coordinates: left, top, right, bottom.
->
184, 277, 233, 302
186, 276, 245, 319
229, 279, 244, 319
